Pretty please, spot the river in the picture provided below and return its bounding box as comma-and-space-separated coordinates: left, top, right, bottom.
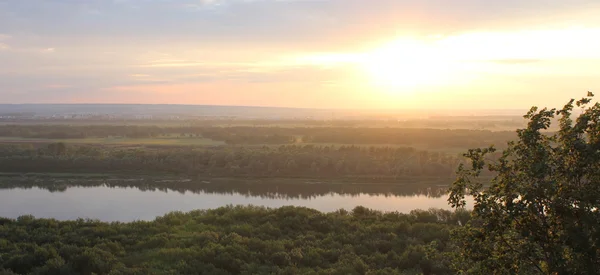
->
0, 178, 469, 222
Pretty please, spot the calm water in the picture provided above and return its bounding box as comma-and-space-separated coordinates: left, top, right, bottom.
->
0, 179, 468, 222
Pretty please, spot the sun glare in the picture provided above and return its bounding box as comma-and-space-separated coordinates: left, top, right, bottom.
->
360, 38, 456, 92
291, 27, 600, 101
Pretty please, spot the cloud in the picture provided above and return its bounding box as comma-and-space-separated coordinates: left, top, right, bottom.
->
488, 59, 543, 64
0, 34, 10, 50
44, 84, 71, 89
137, 61, 210, 68
3, 0, 598, 52
0, 45, 56, 54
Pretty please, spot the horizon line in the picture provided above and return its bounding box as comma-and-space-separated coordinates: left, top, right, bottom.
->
0, 102, 530, 112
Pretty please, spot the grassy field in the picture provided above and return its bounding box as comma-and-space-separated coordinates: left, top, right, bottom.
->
293, 142, 478, 153
0, 136, 482, 153
0, 136, 226, 146
0, 120, 195, 127
0, 119, 526, 131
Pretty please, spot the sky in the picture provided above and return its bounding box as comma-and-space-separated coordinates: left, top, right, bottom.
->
1, 0, 599, 110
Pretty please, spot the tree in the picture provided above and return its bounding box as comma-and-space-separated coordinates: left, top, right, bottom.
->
449, 92, 600, 274
47, 142, 66, 156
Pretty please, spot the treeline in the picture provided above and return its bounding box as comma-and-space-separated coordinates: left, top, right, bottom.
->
0, 205, 470, 274
0, 143, 482, 179
0, 125, 515, 147
0, 125, 167, 139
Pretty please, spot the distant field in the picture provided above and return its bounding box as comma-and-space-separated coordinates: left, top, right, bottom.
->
298, 143, 481, 154
0, 121, 194, 127
0, 136, 226, 146
0, 137, 492, 153
0, 119, 527, 131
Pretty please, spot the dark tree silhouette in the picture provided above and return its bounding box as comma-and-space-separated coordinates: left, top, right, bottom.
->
449, 92, 600, 274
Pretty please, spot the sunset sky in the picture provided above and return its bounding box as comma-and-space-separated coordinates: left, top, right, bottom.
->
1, 0, 599, 109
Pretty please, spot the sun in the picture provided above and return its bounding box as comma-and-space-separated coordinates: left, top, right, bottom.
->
360, 38, 455, 92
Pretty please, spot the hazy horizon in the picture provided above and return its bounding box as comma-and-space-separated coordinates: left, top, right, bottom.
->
1, 0, 599, 109
0, 103, 531, 118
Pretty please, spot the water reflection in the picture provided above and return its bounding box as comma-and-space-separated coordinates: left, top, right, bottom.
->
0, 177, 461, 222
0, 177, 450, 199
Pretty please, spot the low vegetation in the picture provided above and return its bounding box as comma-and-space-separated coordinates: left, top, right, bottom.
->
0, 124, 515, 148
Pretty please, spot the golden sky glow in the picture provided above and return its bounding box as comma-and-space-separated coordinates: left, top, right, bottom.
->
1, 0, 599, 110
283, 26, 600, 108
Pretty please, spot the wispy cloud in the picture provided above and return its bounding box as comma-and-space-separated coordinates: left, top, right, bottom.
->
136, 61, 209, 68
45, 84, 71, 89
488, 59, 543, 64
0, 34, 10, 50
0, 46, 56, 54
135, 59, 296, 70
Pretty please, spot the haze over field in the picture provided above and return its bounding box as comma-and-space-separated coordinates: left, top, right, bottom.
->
1, 0, 599, 109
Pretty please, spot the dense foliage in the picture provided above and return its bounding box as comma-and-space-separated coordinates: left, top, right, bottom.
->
449, 93, 600, 274
0, 144, 474, 179
0, 206, 469, 275
0, 125, 514, 147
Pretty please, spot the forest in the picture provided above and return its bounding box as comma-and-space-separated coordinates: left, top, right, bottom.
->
0, 205, 469, 275
0, 143, 488, 179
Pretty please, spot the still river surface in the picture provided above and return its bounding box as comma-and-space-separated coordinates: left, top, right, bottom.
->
0, 178, 469, 222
